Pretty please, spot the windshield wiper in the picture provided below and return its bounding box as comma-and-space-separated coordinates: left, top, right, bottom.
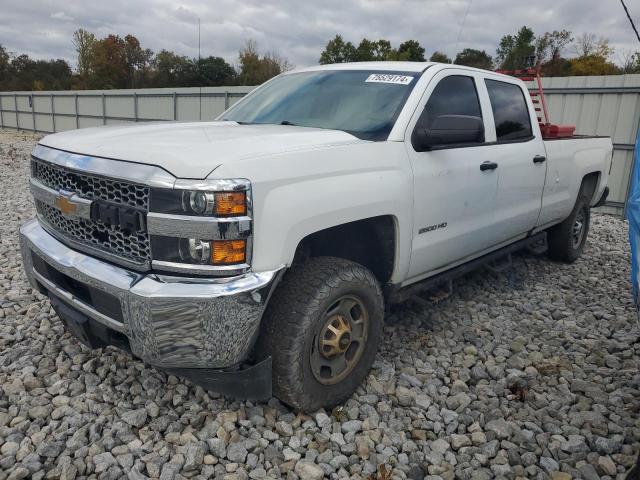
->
220, 119, 255, 125
280, 120, 296, 126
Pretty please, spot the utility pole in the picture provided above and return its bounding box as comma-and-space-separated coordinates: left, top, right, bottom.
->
198, 16, 202, 121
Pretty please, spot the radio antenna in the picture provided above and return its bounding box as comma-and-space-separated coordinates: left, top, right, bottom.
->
453, 0, 473, 63
198, 16, 202, 121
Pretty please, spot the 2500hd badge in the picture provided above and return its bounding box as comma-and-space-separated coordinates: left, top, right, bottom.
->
419, 222, 448, 234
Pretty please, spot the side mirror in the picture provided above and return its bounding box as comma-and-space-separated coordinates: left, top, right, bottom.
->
412, 114, 484, 151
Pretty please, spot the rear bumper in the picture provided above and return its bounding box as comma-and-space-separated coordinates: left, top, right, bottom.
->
20, 218, 283, 396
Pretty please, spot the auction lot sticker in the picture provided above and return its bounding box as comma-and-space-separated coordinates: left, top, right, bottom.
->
365, 74, 414, 85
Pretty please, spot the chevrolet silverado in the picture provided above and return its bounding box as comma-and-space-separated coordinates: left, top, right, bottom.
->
20, 62, 612, 411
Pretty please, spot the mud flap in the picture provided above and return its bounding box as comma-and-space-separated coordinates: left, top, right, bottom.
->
167, 357, 272, 401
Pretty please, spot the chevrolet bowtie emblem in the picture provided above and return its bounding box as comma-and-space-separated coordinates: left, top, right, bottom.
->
55, 192, 78, 215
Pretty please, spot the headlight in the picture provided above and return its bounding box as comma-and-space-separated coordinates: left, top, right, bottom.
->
150, 189, 247, 217
148, 179, 251, 274
152, 236, 247, 265
183, 238, 211, 262
188, 191, 215, 215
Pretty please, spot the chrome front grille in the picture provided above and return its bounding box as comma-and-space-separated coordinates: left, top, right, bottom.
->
33, 159, 149, 210
32, 158, 151, 267
35, 201, 151, 265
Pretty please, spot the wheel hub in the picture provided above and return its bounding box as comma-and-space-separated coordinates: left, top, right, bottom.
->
319, 315, 352, 358
572, 209, 586, 248
310, 295, 369, 385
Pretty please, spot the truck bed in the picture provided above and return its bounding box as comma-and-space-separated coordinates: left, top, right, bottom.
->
543, 134, 610, 141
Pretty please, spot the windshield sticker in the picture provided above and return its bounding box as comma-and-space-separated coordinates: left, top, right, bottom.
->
365, 74, 414, 85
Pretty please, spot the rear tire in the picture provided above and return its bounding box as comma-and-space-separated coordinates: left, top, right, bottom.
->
547, 194, 590, 262
256, 257, 384, 411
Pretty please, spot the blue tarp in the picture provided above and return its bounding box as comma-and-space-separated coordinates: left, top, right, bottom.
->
627, 126, 640, 304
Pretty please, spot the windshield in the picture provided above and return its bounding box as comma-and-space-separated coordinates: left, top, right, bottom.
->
221, 70, 420, 141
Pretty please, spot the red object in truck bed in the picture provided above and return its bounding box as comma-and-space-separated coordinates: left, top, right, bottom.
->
539, 123, 576, 138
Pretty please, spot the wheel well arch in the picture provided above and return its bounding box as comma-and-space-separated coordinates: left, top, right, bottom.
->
580, 171, 601, 204
292, 215, 397, 284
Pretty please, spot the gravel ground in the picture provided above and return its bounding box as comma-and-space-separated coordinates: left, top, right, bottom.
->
0, 128, 639, 480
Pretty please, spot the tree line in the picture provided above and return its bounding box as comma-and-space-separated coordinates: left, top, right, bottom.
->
1, 25, 639, 92
0, 31, 290, 91
320, 27, 640, 76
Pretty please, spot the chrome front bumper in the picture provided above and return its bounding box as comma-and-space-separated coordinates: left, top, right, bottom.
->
19, 218, 283, 369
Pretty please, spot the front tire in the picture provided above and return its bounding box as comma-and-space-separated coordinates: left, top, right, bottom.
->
547, 194, 590, 262
257, 257, 384, 411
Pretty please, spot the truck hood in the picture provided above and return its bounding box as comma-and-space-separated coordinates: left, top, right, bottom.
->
39, 121, 364, 179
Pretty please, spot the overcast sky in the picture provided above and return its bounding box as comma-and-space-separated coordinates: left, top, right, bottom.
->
0, 0, 639, 70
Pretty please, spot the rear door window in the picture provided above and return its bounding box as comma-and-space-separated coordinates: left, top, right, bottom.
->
485, 79, 533, 141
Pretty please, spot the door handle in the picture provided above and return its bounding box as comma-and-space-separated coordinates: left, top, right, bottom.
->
480, 161, 498, 171
533, 155, 547, 163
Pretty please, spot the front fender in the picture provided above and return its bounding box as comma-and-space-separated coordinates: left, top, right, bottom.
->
214, 142, 414, 284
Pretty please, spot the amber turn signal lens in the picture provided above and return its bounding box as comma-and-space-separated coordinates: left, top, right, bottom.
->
211, 239, 246, 265
214, 192, 246, 216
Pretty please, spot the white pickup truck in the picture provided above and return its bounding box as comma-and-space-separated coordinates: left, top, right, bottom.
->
20, 62, 612, 411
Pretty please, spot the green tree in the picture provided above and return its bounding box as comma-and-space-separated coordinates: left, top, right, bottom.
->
3, 54, 72, 90
72, 29, 96, 87
535, 30, 572, 64
353, 38, 392, 61
535, 30, 573, 76
152, 50, 189, 86
194, 56, 236, 86
454, 48, 493, 70
123, 34, 153, 88
429, 51, 451, 63
238, 40, 291, 85
319, 35, 356, 64
319, 36, 426, 63
397, 40, 426, 61
0, 44, 9, 89
496, 26, 536, 69
34, 59, 72, 90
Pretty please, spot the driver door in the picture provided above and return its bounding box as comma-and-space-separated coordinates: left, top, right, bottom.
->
404, 70, 499, 280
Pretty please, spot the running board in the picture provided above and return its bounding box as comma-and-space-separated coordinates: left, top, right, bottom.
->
527, 234, 548, 255
389, 232, 547, 304
486, 253, 512, 273
407, 279, 453, 307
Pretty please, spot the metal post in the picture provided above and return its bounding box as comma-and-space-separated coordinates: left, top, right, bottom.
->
74, 94, 79, 129
14, 94, 19, 130
50, 94, 56, 133
30, 95, 36, 132
133, 93, 138, 122
173, 92, 177, 121
0, 95, 4, 130
102, 93, 106, 125
224, 91, 229, 110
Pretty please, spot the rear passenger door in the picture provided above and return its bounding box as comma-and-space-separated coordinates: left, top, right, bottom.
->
481, 78, 547, 242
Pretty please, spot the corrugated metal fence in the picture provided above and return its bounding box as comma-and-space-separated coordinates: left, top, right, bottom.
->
1, 75, 639, 214
542, 74, 640, 215
0, 86, 254, 133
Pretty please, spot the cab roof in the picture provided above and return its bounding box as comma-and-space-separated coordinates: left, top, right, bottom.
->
289, 61, 436, 74
287, 61, 512, 79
